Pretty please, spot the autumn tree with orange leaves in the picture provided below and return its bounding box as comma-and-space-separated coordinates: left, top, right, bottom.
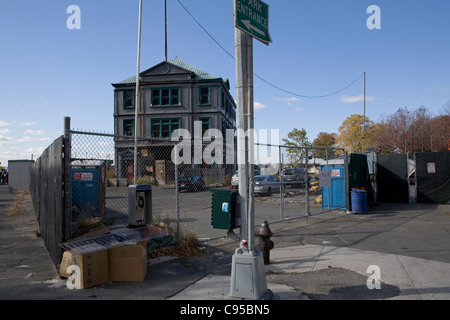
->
333, 102, 450, 154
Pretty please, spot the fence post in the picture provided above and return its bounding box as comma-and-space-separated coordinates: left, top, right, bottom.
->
174, 144, 180, 242
63, 117, 72, 241
305, 147, 310, 216
326, 149, 330, 210
278, 146, 283, 220
344, 150, 350, 213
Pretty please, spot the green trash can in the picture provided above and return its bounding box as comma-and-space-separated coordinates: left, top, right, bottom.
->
211, 189, 239, 230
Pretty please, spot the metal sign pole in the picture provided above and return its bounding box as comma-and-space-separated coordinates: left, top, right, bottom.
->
246, 35, 255, 252
235, 27, 248, 242
230, 0, 272, 300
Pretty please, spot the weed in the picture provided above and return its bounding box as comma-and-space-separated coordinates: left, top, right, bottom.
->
148, 231, 207, 260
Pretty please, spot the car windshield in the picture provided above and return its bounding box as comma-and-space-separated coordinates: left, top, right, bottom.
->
179, 177, 192, 183
254, 176, 265, 182
283, 169, 296, 175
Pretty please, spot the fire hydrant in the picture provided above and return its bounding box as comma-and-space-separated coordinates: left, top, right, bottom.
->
255, 220, 274, 265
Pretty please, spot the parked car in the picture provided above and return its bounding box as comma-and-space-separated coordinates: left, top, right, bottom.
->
230, 165, 261, 189
281, 168, 307, 187
254, 175, 281, 196
178, 176, 206, 192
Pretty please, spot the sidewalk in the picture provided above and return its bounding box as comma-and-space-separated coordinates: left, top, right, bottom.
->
170, 244, 450, 300
1, 184, 450, 300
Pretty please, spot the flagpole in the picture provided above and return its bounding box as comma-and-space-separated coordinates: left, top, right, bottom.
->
134, 0, 143, 185
362, 72, 366, 154
165, 0, 168, 61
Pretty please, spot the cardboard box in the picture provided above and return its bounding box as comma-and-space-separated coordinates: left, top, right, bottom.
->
59, 249, 109, 289
59, 250, 74, 278
108, 243, 147, 282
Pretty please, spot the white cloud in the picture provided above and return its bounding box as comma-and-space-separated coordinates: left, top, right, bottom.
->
0, 128, 10, 134
0, 135, 14, 145
295, 107, 304, 111
24, 146, 46, 154
273, 97, 300, 105
20, 122, 37, 126
254, 102, 267, 110
16, 136, 33, 143
0, 120, 11, 127
340, 95, 375, 104
0, 146, 44, 163
14, 136, 50, 143
24, 129, 44, 136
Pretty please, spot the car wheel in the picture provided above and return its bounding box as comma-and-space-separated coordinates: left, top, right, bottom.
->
266, 187, 272, 196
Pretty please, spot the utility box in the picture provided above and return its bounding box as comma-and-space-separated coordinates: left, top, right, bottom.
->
128, 184, 152, 226
211, 189, 239, 230
71, 160, 106, 217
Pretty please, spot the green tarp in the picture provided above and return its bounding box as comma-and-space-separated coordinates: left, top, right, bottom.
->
349, 154, 375, 209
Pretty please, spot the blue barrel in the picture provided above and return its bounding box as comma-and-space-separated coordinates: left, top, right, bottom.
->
351, 189, 367, 214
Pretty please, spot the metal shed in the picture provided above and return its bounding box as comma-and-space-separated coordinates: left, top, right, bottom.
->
7, 159, 35, 191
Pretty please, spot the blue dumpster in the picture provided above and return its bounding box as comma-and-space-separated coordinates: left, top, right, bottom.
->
71, 160, 106, 217
351, 188, 367, 214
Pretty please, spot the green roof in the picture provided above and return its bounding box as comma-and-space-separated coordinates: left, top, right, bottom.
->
116, 57, 225, 84
169, 57, 218, 80
117, 75, 137, 85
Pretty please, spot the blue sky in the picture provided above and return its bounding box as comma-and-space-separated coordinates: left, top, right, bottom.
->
1, 0, 450, 167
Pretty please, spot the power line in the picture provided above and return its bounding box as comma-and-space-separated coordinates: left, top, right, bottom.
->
177, 0, 234, 60
177, 0, 363, 99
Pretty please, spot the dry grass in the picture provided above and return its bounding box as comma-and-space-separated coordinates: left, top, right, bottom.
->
148, 232, 207, 260
8, 190, 30, 216
8, 200, 23, 216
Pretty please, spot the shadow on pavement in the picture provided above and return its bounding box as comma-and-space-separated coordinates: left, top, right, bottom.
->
267, 267, 401, 300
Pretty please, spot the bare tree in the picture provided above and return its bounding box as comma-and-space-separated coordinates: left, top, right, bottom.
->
411, 106, 432, 152
368, 103, 450, 153
429, 102, 450, 151
386, 107, 413, 153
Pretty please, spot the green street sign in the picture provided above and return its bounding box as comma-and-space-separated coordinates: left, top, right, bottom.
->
235, 0, 272, 45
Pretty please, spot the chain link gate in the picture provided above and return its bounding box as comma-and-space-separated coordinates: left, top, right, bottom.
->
253, 143, 349, 225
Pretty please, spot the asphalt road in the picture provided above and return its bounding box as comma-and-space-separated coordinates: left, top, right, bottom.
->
270, 202, 450, 264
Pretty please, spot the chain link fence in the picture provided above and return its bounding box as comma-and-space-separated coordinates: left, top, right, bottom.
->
254, 144, 348, 223
68, 129, 348, 242
69, 130, 236, 241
